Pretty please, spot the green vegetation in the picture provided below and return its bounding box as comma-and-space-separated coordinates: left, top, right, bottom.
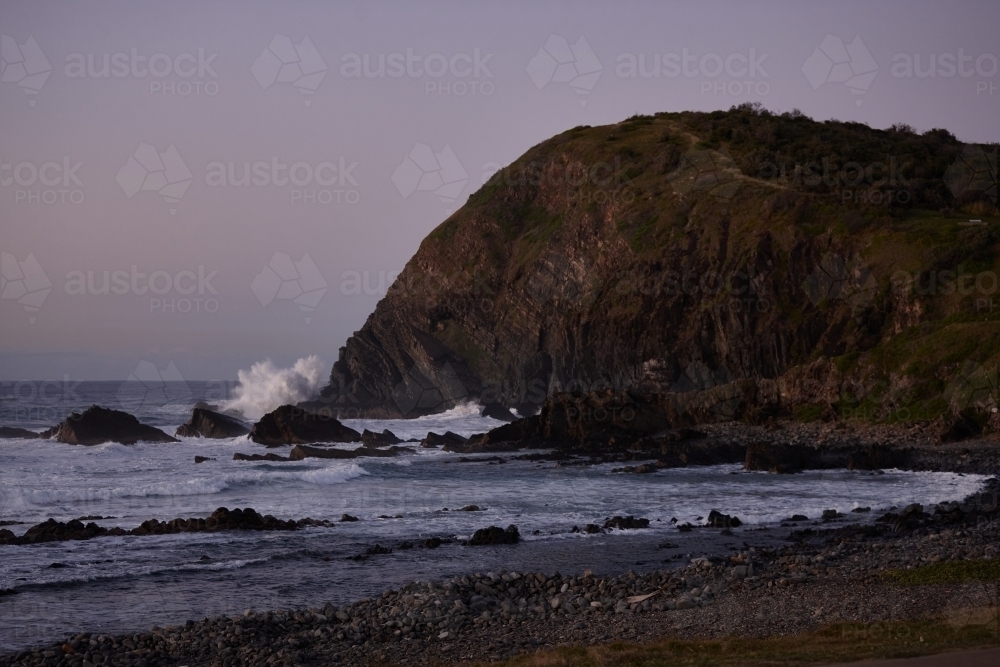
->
885, 559, 1000, 585
480, 619, 998, 667
414, 106, 1000, 427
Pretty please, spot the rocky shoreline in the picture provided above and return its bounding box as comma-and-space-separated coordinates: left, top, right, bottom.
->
3, 476, 997, 667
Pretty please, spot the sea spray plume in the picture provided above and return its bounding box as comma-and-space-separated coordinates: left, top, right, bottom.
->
223, 356, 324, 419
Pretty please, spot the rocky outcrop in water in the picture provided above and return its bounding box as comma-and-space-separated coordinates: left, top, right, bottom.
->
176, 408, 250, 438
288, 444, 413, 461
39, 405, 178, 445
0, 426, 40, 439
0, 507, 331, 545
467, 524, 520, 545
249, 405, 361, 446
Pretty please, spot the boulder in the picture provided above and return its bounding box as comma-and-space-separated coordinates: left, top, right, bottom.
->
0, 426, 40, 439
421, 431, 468, 449
467, 524, 519, 546
194, 456, 216, 463
481, 403, 518, 422
41, 406, 178, 445
706, 510, 742, 528
175, 408, 250, 438
249, 405, 361, 446
361, 428, 403, 446
603, 516, 650, 530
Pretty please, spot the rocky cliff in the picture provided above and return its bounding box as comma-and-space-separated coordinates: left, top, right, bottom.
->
314, 106, 999, 424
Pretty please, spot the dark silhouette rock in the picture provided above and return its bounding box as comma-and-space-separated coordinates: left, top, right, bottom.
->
288, 444, 412, 461
341, 514, 359, 522
706, 510, 742, 528
939, 410, 983, 443
249, 405, 361, 446
361, 428, 402, 446
194, 456, 215, 463
603, 516, 650, 530
0, 426, 40, 439
233, 452, 290, 462
41, 406, 178, 445
176, 408, 250, 439
420, 431, 468, 449
467, 524, 519, 545
481, 403, 517, 422
423, 537, 443, 548
745, 441, 912, 473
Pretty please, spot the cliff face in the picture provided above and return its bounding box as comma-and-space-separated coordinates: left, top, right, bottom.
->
316, 108, 1000, 421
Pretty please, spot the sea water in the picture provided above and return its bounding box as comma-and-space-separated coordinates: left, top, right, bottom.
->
0, 381, 988, 651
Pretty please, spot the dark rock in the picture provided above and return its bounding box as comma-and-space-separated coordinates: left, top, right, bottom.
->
788, 514, 809, 521
175, 408, 250, 439
420, 431, 468, 449
423, 537, 443, 548
341, 514, 359, 522
677, 523, 694, 532
603, 516, 650, 530
194, 456, 216, 463
467, 524, 519, 545
365, 544, 391, 556
585, 523, 603, 534
249, 405, 361, 446
41, 406, 178, 445
48, 562, 67, 568
481, 403, 517, 422
458, 504, 482, 512
233, 452, 290, 462
0, 426, 40, 439
288, 444, 412, 460
361, 428, 402, 446
940, 410, 983, 443
0, 507, 307, 545
706, 510, 742, 528
745, 440, 911, 473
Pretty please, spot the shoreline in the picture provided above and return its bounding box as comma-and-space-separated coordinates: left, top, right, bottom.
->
2, 474, 997, 667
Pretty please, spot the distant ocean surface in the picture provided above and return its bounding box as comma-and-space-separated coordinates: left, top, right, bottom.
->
0, 381, 988, 652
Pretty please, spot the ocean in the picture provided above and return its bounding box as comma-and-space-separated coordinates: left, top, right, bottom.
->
0, 380, 988, 652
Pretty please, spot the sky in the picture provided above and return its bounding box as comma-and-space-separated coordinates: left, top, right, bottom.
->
1, 0, 997, 382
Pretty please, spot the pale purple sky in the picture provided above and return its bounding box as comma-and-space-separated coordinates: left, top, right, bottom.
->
1, 0, 997, 381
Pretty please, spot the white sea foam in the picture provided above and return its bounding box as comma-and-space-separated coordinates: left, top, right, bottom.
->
3, 464, 368, 507
222, 356, 325, 419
